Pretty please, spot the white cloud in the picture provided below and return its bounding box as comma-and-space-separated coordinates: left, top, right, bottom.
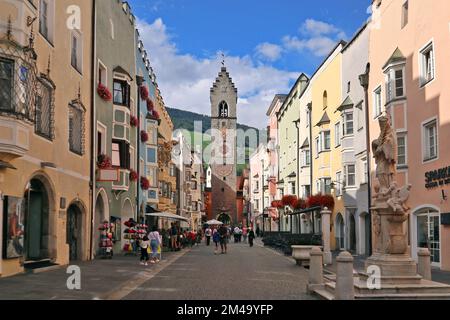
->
282, 18, 347, 57
254, 42, 283, 61
137, 18, 298, 129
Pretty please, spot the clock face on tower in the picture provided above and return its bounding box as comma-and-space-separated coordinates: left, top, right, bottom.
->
217, 164, 234, 177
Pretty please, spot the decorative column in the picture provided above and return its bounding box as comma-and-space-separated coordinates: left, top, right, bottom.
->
321, 207, 332, 265
308, 246, 324, 292
417, 248, 432, 281
336, 251, 355, 300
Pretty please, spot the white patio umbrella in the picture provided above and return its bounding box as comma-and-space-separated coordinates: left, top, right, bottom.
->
206, 219, 223, 226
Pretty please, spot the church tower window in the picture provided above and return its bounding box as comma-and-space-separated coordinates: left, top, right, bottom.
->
219, 101, 229, 118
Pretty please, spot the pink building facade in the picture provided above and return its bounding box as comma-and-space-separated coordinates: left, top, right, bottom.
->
368, 0, 450, 270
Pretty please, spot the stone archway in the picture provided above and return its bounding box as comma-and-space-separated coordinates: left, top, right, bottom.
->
94, 189, 109, 257
217, 213, 231, 225
67, 201, 85, 261
335, 213, 345, 250
23, 173, 56, 264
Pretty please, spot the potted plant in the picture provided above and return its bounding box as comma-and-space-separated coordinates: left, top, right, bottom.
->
130, 115, 139, 127
140, 85, 149, 100
140, 177, 150, 190
146, 98, 155, 112
140, 130, 149, 143
282, 195, 298, 208
129, 169, 138, 182
97, 154, 112, 169
97, 83, 112, 102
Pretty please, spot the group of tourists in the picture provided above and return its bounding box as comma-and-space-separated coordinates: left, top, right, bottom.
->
139, 226, 162, 266
204, 224, 256, 254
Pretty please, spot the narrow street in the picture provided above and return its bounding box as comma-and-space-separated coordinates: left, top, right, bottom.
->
0, 241, 316, 300
124, 241, 315, 300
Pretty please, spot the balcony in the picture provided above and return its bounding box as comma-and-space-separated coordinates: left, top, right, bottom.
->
112, 169, 130, 192
0, 28, 38, 163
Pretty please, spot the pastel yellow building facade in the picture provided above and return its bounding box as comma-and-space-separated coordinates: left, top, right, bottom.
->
311, 42, 346, 251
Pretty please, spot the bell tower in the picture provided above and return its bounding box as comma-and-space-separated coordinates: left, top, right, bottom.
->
210, 66, 238, 225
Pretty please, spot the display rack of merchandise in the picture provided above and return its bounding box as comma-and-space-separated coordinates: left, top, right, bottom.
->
123, 218, 148, 255
98, 221, 114, 259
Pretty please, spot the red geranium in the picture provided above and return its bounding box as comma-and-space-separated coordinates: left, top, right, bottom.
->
146, 98, 155, 112
97, 83, 112, 102
282, 195, 298, 208
97, 154, 112, 169
140, 85, 149, 100
140, 130, 149, 143
271, 200, 283, 208
129, 169, 138, 182
293, 198, 307, 210
307, 194, 335, 210
140, 176, 150, 190
148, 109, 160, 120
130, 115, 139, 127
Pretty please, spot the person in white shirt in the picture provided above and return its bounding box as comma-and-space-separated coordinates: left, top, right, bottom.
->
205, 227, 212, 246
148, 226, 162, 264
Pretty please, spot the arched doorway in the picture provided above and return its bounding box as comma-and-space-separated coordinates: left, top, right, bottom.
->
217, 213, 231, 225
24, 179, 50, 261
335, 213, 345, 250
94, 190, 109, 257
415, 207, 440, 266
349, 213, 356, 253
67, 203, 83, 261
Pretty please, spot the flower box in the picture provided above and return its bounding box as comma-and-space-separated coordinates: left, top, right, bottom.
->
97, 83, 112, 102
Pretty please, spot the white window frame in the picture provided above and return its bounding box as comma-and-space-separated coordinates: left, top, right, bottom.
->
335, 171, 343, 196
98, 59, 107, 86
343, 112, 354, 136
419, 40, 436, 87
401, 0, 409, 29
146, 146, 157, 164
71, 29, 83, 74
397, 132, 408, 167
385, 65, 406, 103
361, 158, 368, 184
422, 117, 439, 163
130, 146, 135, 171
373, 85, 383, 118
335, 122, 341, 147
345, 164, 356, 188
315, 137, 320, 157
96, 121, 107, 156
39, 0, 55, 45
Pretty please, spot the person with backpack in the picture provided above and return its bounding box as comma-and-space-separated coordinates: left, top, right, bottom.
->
248, 228, 256, 247
218, 225, 228, 254
205, 227, 212, 246
212, 228, 220, 254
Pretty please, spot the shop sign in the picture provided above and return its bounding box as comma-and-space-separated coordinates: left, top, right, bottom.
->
425, 166, 450, 189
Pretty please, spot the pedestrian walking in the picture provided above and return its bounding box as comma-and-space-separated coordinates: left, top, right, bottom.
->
233, 226, 240, 243
148, 226, 161, 264
170, 223, 178, 251
205, 227, 212, 246
248, 228, 255, 247
242, 226, 248, 243
219, 224, 228, 254
256, 226, 261, 238
139, 236, 150, 265
212, 228, 220, 254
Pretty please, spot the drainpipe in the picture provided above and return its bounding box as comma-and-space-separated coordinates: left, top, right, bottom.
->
359, 63, 372, 256
89, 0, 97, 261
136, 75, 144, 223
307, 102, 313, 197
294, 119, 300, 234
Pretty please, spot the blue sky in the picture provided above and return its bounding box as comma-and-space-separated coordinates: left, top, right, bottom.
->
128, 0, 371, 128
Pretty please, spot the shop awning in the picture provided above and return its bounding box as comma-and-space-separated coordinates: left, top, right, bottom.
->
145, 211, 190, 222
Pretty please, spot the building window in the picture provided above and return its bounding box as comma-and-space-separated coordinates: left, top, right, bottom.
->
401, 1, 409, 28
343, 112, 354, 136
35, 77, 55, 140
318, 131, 330, 152
323, 91, 328, 109
68, 102, 85, 155
361, 158, 368, 184
347, 82, 351, 93
97, 123, 107, 156
113, 79, 130, 107
319, 178, 332, 195
302, 185, 311, 198
0, 58, 13, 111
289, 182, 296, 195
315, 137, 320, 158
39, 0, 54, 44
112, 140, 130, 169
71, 31, 83, 73
146, 122, 158, 145
219, 101, 229, 118
345, 164, 356, 187
147, 166, 158, 187
357, 106, 364, 130
420, 42, 435, 86
147, 147, 157, 164
170, 164, 176, 177
335, 172, 343, 196
423, 119, 438, 161
306, 109, 310, 127
98, 60, 107, 85
386, 67, 405, 103
397, 134, 407, 166
335, 122, 341, 147
373, 86, 383, 118
301, 149, 310, 167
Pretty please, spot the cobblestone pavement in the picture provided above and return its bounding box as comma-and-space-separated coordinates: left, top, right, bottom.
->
0, 241, 316, 300
123, 241, 316, 300
0, 250, 187, 300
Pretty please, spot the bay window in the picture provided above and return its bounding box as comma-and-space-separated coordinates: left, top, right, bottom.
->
343, 112, 354, 136
385, 66, 405, 103
113, 79, 130, 107
0, 58, 13, 111
345, 164, 356, 187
